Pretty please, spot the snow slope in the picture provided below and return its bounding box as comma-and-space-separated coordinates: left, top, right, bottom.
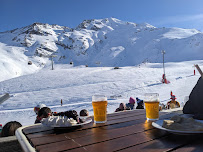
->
1, 18, 203, 82
0, 60, 202, 126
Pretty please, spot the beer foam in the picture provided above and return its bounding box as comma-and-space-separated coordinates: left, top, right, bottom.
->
144, 93, 159, 102
92, 95, 107, 101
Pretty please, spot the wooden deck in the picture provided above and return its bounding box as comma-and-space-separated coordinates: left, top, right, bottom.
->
17, 109, 203, 152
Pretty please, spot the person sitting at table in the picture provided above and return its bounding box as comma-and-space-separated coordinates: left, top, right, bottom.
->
79, 109, 89, 122
126, 97, 136, 110
167, 95, 180, 109
35, 107, 52, 124
35, 106, 84, 124
1, 121, 22, 137
135, 97, 144, 109
80, 109, 89, 116
183, 76, 203, 119
115, 103, 126, 112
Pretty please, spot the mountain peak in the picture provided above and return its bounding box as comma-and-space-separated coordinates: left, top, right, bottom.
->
75, 17, 128, 31
137, 22, 156, 29
75, 17, 156, 31
0, 17, 203, 73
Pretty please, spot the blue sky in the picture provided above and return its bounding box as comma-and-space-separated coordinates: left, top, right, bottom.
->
1, 0, 203, 32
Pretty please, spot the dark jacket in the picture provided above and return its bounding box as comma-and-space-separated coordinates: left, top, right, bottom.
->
126, 103, 134, 110
136, 99, 144, 109
183, 77, 203, 119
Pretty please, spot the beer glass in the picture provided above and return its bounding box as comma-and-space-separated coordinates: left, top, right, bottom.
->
92, 95, 108, 123
144, 93, 159, 121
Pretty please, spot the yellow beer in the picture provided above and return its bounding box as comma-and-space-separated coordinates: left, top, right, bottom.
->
92, 101, 107, 123
144, 101, 159, 120
144, 93, 159, 121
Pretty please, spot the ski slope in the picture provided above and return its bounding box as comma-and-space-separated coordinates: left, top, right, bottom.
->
0, 60, 202, 126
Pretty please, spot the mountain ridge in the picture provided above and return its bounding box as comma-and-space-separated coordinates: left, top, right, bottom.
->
0, 17, 203, 81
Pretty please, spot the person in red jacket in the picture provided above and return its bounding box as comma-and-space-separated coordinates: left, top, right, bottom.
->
167, 95, 180, 109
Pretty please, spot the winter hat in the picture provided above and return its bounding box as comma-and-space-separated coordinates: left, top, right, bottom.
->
34, 103, 46, 115
129, 97, 135, 104
136, 97, 142, 104
38, 104, 46, 109
119, 103, 126, 110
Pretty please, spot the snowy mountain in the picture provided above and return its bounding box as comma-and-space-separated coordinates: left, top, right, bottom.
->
0, 17, 203, 81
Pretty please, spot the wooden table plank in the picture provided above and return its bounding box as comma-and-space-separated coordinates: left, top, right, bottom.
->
172, 137, 203, 152
30, 112, 176, 146
23, 109, 180, 135
27, 110, 178, 139
63, 129, 169, 152
23, 110, 145, 135
21, 109, 186, 152
36, 129, 168, 152
34, 114, 180, 151
28, 111, 180, 145
27, 130, 54, 139
26, 114, 147, 140
64, 132, 203, 152
31, 127, 103, 146
31, 115, 146, 146
25, 110, 146, 139
117, 134, 200, 152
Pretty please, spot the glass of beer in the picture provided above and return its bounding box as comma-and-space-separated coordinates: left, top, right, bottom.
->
144, 93, 159, 121
92, 95, 108, 123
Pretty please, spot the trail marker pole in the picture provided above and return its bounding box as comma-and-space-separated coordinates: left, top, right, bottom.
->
162, 50, 166, 76
193, 65, 196, 75
161, 50, 167, 83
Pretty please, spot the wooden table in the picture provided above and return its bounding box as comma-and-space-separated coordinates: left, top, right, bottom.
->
16, 109, 203, 152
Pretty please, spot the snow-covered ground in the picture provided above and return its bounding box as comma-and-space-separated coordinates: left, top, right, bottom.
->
0, 60, 202, 126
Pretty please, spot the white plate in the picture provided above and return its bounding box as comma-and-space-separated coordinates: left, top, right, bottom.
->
48, 117, 92, 128
152, 119, 203, 135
